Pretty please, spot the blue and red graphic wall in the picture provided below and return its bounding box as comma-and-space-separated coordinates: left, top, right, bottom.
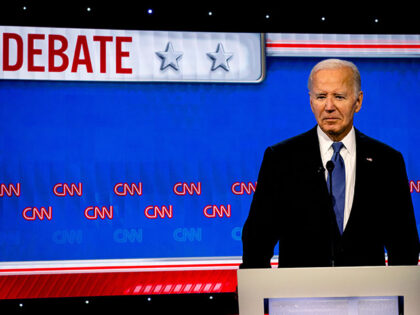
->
1, 56, 419, 262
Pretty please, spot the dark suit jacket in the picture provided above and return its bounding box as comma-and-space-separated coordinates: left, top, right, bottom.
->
241, 126, 419, 268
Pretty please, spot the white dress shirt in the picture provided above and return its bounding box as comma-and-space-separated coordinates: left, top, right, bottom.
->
317, 125, 356, 231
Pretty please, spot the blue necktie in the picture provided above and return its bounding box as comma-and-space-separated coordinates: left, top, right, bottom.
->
327, 142, 346, 235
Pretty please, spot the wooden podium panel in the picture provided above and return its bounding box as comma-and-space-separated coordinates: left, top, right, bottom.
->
237, 266, 420, 315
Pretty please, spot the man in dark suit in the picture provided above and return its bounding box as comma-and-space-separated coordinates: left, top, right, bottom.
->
241, 58, 419, 268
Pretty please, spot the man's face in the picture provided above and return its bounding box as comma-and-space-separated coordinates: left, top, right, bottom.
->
309, 67, 363, 141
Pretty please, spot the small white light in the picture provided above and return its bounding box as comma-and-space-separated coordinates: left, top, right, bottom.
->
19, 303, 23, 308
374, 18, 379, 23
265, 14, 270, 19
209, 295, 214, 300
321, 17, 326, 21
147, 9, 153, 14
85, 300, 89, 304
147, 297, 152, 301
208, 11, 213, 16
22, 6, 27, 10
86, 7, 91, 12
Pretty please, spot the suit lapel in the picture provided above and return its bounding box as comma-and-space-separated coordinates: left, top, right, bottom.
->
302, 126, 327, 187
344, 129, 375, 233
304, 126, 339, 232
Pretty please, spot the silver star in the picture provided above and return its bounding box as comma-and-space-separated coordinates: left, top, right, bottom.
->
156, 42, 183, 71
207, 43, 233, 71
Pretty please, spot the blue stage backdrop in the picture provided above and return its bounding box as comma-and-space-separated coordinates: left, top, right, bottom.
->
0, 30, 419, 263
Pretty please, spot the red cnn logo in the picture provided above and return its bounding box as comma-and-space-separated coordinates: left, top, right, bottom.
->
53, 183, 83, 196
22, 206, 52, 221
0, 183, 21, 197
173, 182, 201, 196
231, 182, 256, 195
145, 205, 173, 219
203, 205, 231, 218
84, 206, 113, 220
410, 180, 420, 193
114, 183, 143, 196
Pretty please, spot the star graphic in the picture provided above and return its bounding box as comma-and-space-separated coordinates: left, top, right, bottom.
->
207, 43, 233, 71
156, 42, 183, 71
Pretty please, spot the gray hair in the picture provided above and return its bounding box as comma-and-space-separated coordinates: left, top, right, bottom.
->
307, 59, 361, 96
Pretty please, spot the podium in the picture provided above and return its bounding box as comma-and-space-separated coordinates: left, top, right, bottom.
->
237, 266, 420, 315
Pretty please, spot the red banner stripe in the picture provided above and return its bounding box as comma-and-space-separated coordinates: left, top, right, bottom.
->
0, 263, 244, 274
0, 270, 238, 299
266, 43, 420, 49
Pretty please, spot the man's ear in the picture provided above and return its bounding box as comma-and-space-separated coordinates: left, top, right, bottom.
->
355, 91, 363, 113
309, 92, 315, 113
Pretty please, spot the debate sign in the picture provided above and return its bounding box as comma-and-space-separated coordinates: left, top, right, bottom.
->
0, 26, 265, 82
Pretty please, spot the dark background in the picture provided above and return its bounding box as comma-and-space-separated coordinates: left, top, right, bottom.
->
1, 1, 419, 34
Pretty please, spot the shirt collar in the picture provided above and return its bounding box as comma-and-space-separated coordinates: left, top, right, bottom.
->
317, 125, 356, 157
